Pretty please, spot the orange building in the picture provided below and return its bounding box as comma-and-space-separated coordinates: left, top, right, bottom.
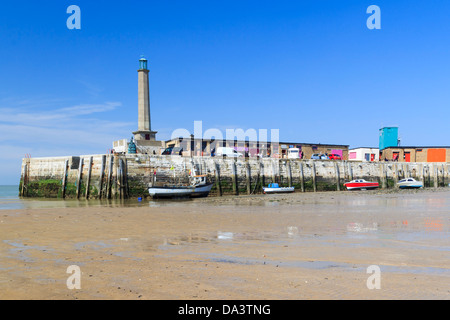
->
380, 146, 450, 162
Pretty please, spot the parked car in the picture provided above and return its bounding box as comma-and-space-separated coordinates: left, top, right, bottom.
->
216, 147, 243, 157
311, 153, 329, 160
161, 147, 183, 155
328, 154, 342, 160
287, 148, 300, 159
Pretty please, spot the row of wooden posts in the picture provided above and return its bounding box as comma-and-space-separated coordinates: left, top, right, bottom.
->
212, 160, 351, 196
20, 155, 129, 200
212, 160, 449, 196
20, 156, 449, 199
61, 155, 129, 200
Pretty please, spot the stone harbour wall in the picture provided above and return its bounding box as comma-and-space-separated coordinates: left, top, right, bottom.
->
19, 154, 450, 199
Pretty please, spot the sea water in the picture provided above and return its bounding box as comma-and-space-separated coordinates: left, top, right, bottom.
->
0, 185, 22, 210
0, 185, 187, 210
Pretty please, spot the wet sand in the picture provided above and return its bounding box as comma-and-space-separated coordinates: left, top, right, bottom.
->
0, 189, 449, 300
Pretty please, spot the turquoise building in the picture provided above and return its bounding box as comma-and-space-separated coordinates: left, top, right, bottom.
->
379, 127, 399, 150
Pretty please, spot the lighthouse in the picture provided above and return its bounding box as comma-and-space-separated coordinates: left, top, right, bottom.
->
112, 57, 163, 154
133, 57, 157, 141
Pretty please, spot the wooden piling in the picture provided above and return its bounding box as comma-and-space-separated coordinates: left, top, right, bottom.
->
232, 161, 238, 195
76, 158, 84, 199
348, 162, 353, 181
379, 163, 384, 189
444, 163, 449, 187
393, 163, 399, 188
61, 159, 68, 198
106, 156, 113, 199
245, 162, 251, 195
20, 163, 27, 197
299, 161, 305, 192
271, 160, 276, 184
335, 161, 340, 191
380, 163, 387, 189
287, 161, 292, 188
119, 158, 125, 200
122, 157, 130, 199
112, 156, 119, 199
433, 164, 438, 188
445, 163, 450, 186
214, 162, 222, 196
260, 161, 265, 190
422, 164, 426, 187
85, 156, 93, 199
99, 155, 105, 199
312, 161, 317, 192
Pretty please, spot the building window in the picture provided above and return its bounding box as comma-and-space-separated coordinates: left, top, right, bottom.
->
393, 152, 399, 161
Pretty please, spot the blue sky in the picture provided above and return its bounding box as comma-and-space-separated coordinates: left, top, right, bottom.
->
1, 1, 450, 184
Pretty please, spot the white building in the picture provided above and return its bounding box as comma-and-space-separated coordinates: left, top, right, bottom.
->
348, 147, 379, 162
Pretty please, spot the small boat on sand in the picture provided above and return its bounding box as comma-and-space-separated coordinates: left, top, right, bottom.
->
397, 178, 423, 189
344, 179, 379, 191
263, 183, 295, 194
148, 174, 213, 199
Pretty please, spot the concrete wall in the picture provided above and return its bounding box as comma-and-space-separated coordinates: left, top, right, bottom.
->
19, 154, 450, 199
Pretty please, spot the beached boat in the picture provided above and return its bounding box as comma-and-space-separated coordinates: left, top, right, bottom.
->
263, 183, 295, 194
148, 185, 195, 198
344, 179, 379, 191
397, 178, 423, 189
148, 174, 213, 199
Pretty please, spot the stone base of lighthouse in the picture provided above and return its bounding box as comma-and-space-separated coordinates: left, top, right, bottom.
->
132, 129, 158, 142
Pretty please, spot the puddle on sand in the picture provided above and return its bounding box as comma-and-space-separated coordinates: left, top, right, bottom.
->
161, 230, 284, 247
204, 253, 450, 275
2, 240, 54, 264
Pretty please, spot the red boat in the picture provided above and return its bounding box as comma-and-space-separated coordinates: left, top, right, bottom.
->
344, 179, 379, 191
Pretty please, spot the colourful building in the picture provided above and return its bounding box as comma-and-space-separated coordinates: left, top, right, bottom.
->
379, 127, 399, 150
348, 147, 379, 162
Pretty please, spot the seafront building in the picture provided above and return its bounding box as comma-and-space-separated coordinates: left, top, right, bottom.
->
348, 147, 379, 162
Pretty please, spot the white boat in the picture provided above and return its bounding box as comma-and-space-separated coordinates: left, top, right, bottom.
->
148, 174, 213, 199
263, 183, 295, 194
397, 178, 423, 189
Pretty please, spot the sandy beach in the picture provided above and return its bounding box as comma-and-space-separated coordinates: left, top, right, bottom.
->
0, 188, 449, 300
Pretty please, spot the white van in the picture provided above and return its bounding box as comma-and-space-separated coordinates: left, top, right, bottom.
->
216, 147, 243, 157
287, 148, 300, 159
